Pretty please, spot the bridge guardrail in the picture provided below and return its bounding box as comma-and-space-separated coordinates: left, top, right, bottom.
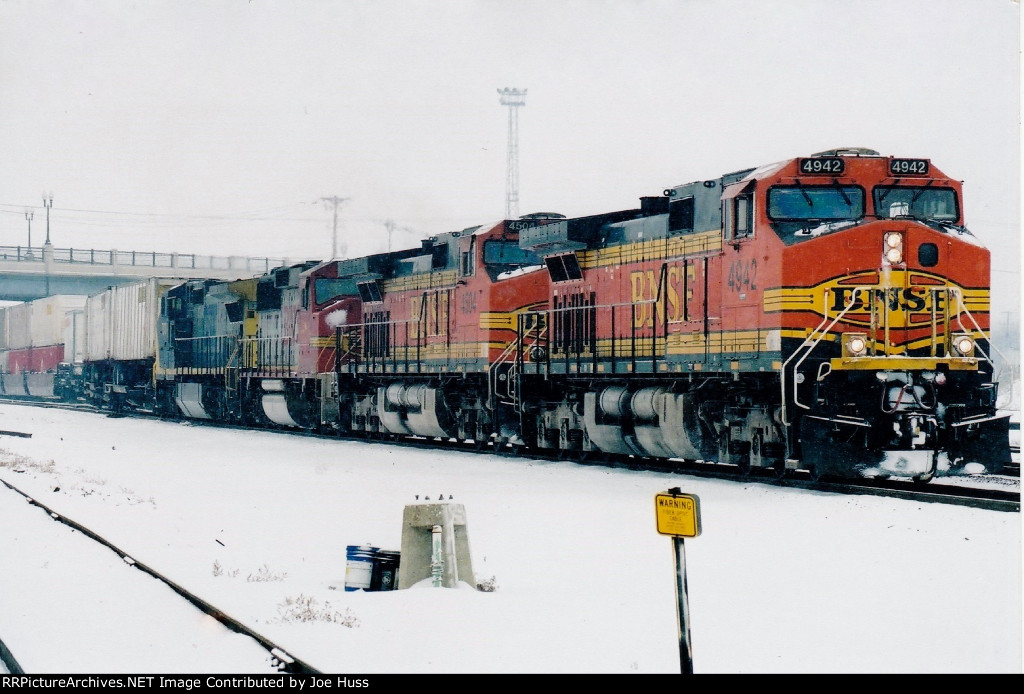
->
0, 245, 284, 274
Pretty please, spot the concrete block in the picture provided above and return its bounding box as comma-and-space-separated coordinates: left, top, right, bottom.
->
398, 502, 475, 589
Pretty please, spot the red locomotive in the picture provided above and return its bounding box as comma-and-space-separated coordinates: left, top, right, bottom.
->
509, 147, 1006, 480
2, 148, 1008, 481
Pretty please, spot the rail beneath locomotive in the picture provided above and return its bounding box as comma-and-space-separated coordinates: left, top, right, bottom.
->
1, 395, 1015, 513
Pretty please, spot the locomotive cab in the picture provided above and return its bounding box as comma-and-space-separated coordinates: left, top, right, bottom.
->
764, 149, 1008, 479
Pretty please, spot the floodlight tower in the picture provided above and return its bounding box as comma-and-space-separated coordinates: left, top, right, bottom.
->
498, 87, 527, 220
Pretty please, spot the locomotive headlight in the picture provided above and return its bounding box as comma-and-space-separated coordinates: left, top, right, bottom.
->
951, 333, 975, 357
883, 232, 904, 265
843, 332, 869, 357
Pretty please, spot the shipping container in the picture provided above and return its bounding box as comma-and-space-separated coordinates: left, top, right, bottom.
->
5, 302, 31, 350
84, 279, 184, 363
0, 306, 8, 350
4, 345, 64, 373
0, 296, 85, 351
30, 295, 87, 348
63, 309, 86, 364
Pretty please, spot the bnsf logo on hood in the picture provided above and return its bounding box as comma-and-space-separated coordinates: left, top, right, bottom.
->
765, 270, 984, 329
829, 285, 941, 314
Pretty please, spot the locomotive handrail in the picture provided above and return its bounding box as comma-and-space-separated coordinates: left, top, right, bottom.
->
171, 334, 238, 374
490, 313, 547, 409
781, 284, 997, 428
780, 285, 873, 426
947, 287, 1003, 366
241, 335, 296, 375
546, 269, 669, 371
327, 314, 432, 373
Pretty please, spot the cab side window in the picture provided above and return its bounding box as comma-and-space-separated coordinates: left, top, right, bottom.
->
735, 195, 752, 238
724, 195, 753, 241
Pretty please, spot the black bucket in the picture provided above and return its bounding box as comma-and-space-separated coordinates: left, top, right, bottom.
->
370, 549, 401, 591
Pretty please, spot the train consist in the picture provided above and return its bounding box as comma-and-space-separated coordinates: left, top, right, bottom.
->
0, 148, 1009, 481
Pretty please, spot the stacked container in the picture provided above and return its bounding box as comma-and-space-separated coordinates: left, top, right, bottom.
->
84, 279, 180, 364
0, 295, 87, 396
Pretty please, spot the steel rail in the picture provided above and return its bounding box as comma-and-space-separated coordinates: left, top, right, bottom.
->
0, 477, 322, 675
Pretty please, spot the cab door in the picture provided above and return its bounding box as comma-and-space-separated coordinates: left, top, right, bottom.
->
719, 180, 760, 361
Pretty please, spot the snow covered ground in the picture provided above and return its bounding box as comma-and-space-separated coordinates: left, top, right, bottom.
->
0, 402, 1020, 674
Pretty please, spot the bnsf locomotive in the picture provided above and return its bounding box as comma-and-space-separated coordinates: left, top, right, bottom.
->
0, 148, 1009, 481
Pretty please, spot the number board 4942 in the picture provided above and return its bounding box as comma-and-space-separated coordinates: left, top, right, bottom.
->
889, 158, 930, 176
798, 157, 845, 175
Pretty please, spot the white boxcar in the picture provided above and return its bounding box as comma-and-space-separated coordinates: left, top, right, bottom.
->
84, 279, 182, 362
30, 295, 87, 348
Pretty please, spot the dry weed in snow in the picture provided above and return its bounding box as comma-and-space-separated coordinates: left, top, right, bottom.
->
275, 594, 359, 627
0, 449, 55, 474
247, 564, 287, 583
212, 560, 240, 578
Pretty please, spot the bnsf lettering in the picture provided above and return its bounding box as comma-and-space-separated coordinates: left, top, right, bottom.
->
629, 266, 696, 328
830, 286, 943, 314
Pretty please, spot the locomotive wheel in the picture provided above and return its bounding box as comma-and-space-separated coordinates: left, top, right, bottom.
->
912, 453, 938, 484
773, 463, 787, 479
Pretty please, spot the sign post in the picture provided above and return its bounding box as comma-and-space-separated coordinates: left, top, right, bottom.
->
655, 487, 701, 675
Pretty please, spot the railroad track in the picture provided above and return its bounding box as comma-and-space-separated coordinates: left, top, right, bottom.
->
0, 476, 322, 675
0, 396, 1018, 513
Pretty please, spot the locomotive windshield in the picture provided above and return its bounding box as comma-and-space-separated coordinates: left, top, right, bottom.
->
483, 240, 541, 267
314, 277, 358, 306
767, 185, 865, 221
873, 186, 959, 222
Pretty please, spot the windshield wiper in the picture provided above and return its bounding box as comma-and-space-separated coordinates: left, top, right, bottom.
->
793, 179, 813, 208
877, 180, 899, 205
832, 179, 852, 207
910, 180, 933, 205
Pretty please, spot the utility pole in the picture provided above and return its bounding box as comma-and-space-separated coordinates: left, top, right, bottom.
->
320, 196, 349, 259
498, 87, 527, 219
381, 220, 419, 252
24, 210, 33, 252
42, 193, 53, 244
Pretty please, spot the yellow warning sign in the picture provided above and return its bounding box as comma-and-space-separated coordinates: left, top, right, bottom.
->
655, 492, 701, 538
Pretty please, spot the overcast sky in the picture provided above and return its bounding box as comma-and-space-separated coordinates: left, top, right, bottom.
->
0, 0, 1019, 315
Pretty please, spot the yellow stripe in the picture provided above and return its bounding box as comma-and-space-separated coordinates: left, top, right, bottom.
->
830, 356, 978, 371
381, 270, 458, 293
578, 229, 721, 269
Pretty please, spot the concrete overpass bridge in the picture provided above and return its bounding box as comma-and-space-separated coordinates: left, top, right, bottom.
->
0, 242, 287, 302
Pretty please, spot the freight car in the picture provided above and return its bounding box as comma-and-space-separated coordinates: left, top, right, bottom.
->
0, 295, 86, 398
2, 148, 1010, 481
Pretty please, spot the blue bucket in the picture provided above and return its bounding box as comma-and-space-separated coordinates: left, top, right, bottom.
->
344, 545, 377, 591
